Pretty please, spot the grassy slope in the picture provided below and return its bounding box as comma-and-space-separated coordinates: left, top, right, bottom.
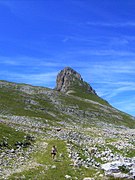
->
9, 139, 99, 180
0, 123, 26, 149
0, 80, 135, 128
0, 84, 59, 122
66, 76, 109, 106
0, 80, 134, 180
60, 93, 135, 128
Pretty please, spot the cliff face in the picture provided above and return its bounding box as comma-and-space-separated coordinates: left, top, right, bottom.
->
55, 67, 96, 95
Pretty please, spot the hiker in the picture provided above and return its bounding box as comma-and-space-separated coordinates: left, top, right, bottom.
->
51, 145, 57, 159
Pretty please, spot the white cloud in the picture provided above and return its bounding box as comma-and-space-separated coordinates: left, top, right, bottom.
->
0, 71, 57, 87
74, 60, 135, 102
103, 86, 135, 100
83, 60, 135, 76
0, 58, 19, 65
113, 99, 135, 116
86, 21, 135, 27
0, 56, 66, 67
74, 49, 135, 57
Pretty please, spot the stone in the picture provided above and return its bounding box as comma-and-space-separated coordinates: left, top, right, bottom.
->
10, 149, 15, 153
55, 67, 96, 95
113, 172, 129, 179
99, 174, 103, 177
65, 174, 72, 179
101, 161, 123, 172
51, 165, 56, 169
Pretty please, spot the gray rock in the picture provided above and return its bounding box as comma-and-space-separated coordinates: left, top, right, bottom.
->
51, 165, 56, 169
65, 174, 72, 179
55, 67, 96, 95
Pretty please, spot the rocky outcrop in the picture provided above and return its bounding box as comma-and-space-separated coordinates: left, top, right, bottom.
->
55, 67, 96, 95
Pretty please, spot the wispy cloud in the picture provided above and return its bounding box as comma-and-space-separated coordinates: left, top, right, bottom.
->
0, 71, 57, 88
0, 56, 66, 67
86, 21, 135, 27
72, 49, 135, 57
0, 59, 19, 65
0, 1, 18, 15
91, 62, 135, 75
113, 98, 135, 116
74, 60, 135, 101
101, 85, 135, 100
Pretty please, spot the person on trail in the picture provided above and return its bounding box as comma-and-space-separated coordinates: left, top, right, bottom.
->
51, 145, 57, 159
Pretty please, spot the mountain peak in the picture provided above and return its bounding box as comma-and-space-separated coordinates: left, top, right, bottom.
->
55, 67, 96, 95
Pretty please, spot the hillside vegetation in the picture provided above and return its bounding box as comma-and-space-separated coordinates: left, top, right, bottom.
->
0, 67, 135, 179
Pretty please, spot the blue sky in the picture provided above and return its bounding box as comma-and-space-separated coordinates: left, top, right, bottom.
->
0, 0, 135, 116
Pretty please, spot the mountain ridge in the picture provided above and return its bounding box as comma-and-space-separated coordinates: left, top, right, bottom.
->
0, 67, 135, 179
0, 67, 134, 127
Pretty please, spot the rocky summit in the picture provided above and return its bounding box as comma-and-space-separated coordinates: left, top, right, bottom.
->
55, 67, 96, 95
0, 67, 135, 180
